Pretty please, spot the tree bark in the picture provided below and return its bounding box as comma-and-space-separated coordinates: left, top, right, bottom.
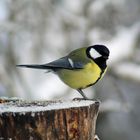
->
0, 98, 100, 140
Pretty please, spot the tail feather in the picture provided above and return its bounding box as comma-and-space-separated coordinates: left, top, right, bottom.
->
16, 64, 50, 69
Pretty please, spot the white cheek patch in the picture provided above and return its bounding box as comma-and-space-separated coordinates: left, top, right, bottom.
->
90, 48, 102, 59
68, 58, 74, 68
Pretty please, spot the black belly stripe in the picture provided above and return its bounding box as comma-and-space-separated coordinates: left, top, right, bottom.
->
82, 69, 105, 89
80, 57, 107, 89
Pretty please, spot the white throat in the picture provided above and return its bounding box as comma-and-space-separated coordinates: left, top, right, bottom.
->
90, 48, 102, 59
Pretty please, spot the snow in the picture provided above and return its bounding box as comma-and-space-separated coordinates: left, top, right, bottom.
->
0, 100, 96, 114
0, 96, 22, 101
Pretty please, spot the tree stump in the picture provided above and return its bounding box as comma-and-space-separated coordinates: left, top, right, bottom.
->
0, 98, 100, 140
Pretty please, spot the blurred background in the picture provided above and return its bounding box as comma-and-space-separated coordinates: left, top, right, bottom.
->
0, 0, 140, 139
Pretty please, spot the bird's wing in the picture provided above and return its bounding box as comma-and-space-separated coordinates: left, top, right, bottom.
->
17, 57, 84, 70
45, 56, 84, 70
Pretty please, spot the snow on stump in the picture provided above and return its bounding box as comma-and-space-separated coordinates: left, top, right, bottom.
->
0, 98, 100, 140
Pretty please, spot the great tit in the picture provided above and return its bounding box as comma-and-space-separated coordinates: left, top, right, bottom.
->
17, 44, 110, 99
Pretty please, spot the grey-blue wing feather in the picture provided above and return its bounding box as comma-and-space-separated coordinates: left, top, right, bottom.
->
45, 57, 83, 70
17, 57, 84, 70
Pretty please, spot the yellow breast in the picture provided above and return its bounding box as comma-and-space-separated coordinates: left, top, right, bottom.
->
57, 62, 103, 89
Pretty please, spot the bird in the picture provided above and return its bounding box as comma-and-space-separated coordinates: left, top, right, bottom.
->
17, 44, 110, 99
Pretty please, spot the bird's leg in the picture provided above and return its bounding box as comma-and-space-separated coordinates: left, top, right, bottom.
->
77, 89, 89, 100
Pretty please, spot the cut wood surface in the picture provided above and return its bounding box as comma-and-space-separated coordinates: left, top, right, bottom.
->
0, 98, 100, 140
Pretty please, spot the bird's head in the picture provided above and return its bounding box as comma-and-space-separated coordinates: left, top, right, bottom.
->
86, 44, 110, 69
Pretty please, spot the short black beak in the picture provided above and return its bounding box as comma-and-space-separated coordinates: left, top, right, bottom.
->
103, 56, 109, 59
